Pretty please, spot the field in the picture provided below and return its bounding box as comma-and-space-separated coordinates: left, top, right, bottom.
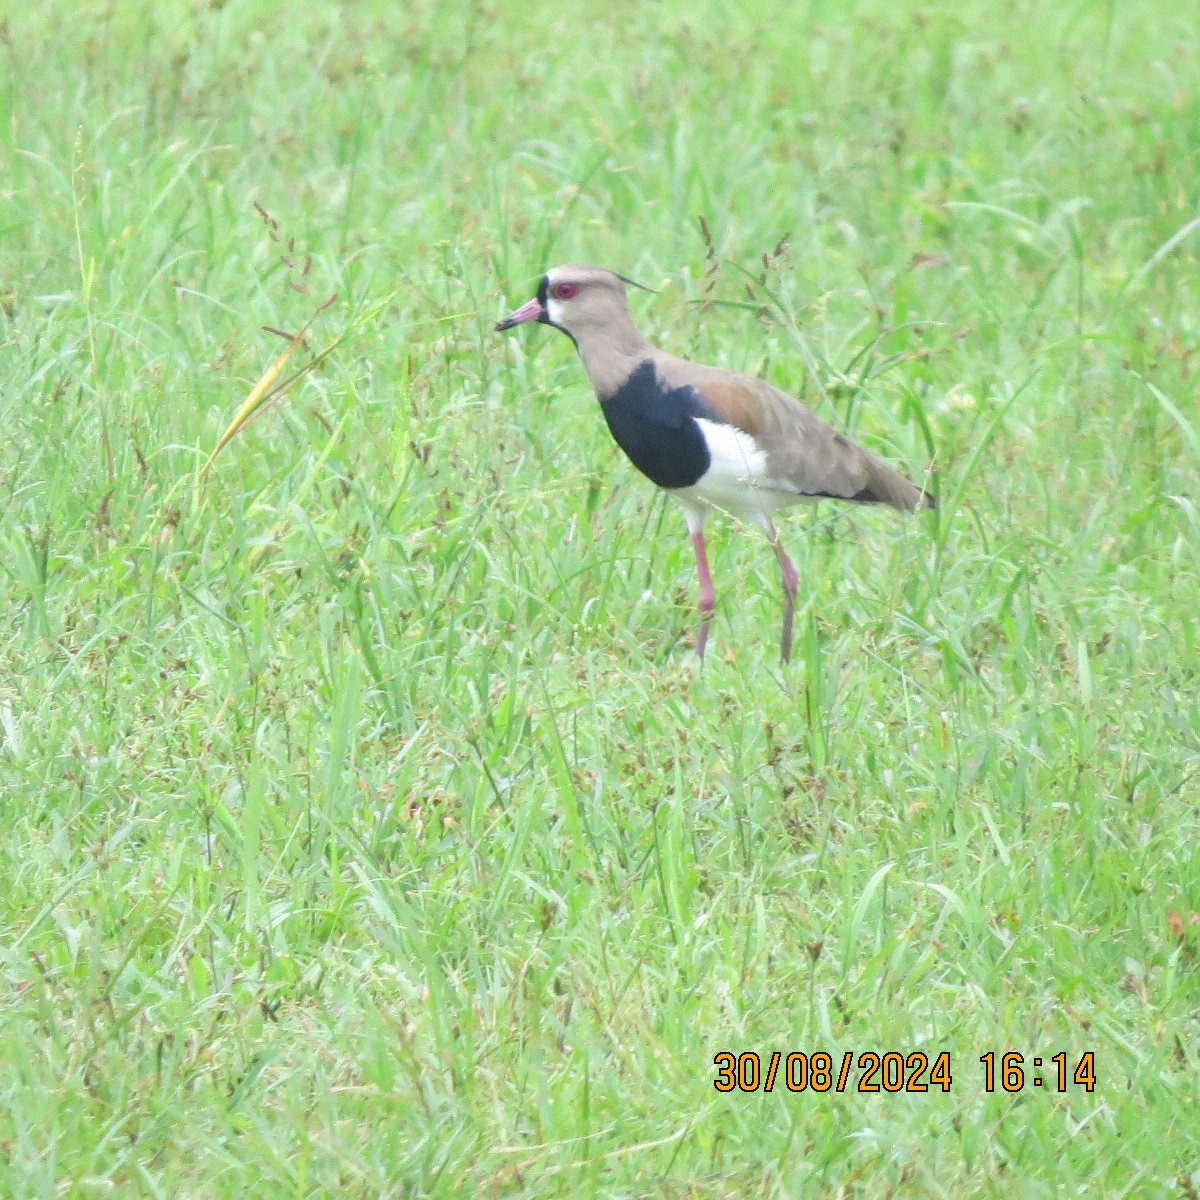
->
2, 0, 1200, 1194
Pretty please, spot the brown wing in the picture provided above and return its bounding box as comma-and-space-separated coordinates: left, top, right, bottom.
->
657, 355, 934, 512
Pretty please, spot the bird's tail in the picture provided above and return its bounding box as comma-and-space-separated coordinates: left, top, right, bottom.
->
861, 454, 936, 512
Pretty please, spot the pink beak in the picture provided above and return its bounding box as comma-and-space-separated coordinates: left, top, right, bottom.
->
495, 296, 544, 331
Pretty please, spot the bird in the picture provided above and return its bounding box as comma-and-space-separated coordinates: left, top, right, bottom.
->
495, 264, 935, 663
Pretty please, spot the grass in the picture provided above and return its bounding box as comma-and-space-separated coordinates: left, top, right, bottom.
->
2, 0, 1199, 1194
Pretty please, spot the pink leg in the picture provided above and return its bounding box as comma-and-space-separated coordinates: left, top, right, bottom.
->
691, 529, 715, 660
773, 536, 799, 664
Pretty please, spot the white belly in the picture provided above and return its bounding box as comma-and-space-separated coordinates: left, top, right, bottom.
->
669, 418, 795, 531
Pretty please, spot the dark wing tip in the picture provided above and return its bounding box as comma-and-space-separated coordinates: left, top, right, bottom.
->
845, 482, 936, 512
848, 486, 884, 504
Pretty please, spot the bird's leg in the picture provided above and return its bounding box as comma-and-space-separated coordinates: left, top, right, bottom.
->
690, 527, 715, 661
772, 535, 799, 664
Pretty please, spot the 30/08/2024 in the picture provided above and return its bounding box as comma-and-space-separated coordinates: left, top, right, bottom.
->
714, 1051, 952, 1093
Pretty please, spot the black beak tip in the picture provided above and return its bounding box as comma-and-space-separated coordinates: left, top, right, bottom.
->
494, 318, 512, 332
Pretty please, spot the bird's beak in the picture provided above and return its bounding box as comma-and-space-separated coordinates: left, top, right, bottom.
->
494, 296, 544, 331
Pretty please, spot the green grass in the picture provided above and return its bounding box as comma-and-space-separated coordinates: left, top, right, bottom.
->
2, 0, 1200, 1194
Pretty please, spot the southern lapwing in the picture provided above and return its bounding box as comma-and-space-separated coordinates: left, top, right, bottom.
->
496, 264, 935, 663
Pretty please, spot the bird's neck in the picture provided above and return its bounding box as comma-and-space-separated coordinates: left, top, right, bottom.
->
574, 320, 653, 400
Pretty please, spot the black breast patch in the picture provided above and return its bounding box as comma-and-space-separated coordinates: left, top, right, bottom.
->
599, 360, 718, 490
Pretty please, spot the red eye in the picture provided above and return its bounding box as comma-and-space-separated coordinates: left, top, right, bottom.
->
550, 282, 579, 301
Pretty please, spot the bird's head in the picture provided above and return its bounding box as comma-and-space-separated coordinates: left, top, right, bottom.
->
495, 264, 650, 346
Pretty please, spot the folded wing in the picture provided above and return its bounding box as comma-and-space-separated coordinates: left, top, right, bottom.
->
660, 358, 934, 512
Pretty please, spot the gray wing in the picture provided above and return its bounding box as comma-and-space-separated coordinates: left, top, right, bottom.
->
657, 357, 934, 512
